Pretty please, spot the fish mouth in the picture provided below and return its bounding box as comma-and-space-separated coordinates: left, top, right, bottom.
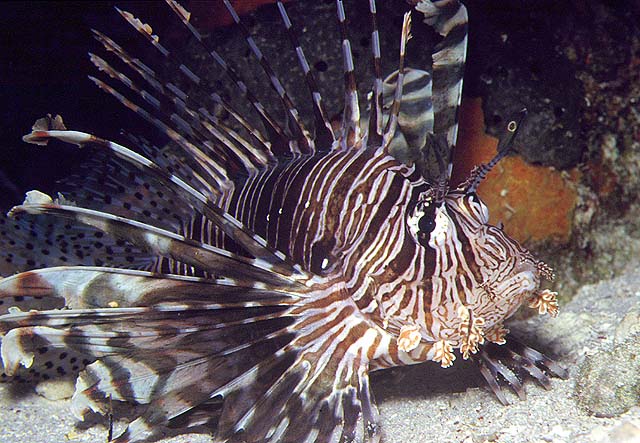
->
489, 269, 539, 319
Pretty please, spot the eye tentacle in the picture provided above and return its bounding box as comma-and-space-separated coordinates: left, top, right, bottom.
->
462, 108, 528, 194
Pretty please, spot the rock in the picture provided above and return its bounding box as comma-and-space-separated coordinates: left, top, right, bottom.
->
575, 331, 640, 418
615, 309, 640, 344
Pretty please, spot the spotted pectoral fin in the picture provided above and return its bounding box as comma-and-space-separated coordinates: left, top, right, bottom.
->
9, 201, 303, 288
0, 210, 154, 277
1, 325, 97, 383
0, 267, 178, 382
474, 334, 568, 405
21, 126, 308, 280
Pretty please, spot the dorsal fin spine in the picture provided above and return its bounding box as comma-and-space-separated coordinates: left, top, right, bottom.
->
277, 1, 336, 149
382, 13, 412, 152
366, 0, 384, 148
164, 0, 292, 156
222, 0, 314, 155
93, 20, 273, 173
415, 0, 468, 180
336, 0, 361, 148
89, 50, 260, 177
88, 75, 231, 194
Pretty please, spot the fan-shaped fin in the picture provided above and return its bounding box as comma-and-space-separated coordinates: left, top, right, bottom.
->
55, 143, 231, 278
0, 266, 294, 312
22, 124, 308, 279
1, 267, 384, 443
59, 150, 192, 232
414, 0, 468, 179
120, 132, 223, 205
0, 210, 153, 277
9, 200, 301, 288
0, 265, 297, 384
210, 290, 385, 443
223, 0, 314, 155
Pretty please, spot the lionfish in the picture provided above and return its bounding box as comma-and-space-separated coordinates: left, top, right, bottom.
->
0, 1, 567, 442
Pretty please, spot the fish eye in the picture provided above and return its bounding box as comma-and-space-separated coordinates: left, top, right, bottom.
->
418, 212, 436, 234
407, 200, 436, 247
507, 120, 517, 132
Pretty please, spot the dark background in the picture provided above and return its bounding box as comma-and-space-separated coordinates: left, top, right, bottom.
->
0, 2, 171, 210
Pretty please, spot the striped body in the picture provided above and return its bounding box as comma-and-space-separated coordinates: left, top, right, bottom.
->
222, 144, 547, 370
0, 1, 565, 442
